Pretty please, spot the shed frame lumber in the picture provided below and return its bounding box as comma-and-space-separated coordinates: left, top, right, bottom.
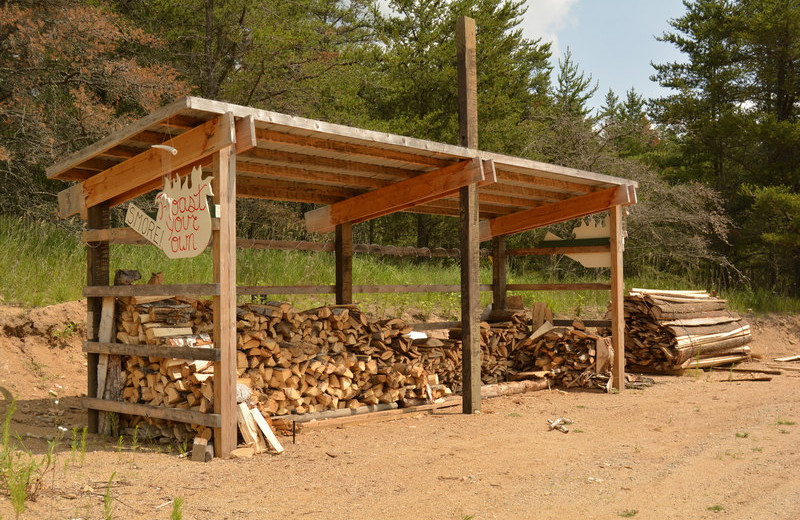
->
83, 397, 221, 428
479, 185, 634, 241
610, 205, 625, 391
457, 15, 481, 415
58, 113, 238, 217
212, 146, 238, 458
235, 284, 494, 295
84, 341, 221, 361
84, 284, 219, 297
508, 245, 610, 256
305, 157, 490, 233
506, 283, 611, 291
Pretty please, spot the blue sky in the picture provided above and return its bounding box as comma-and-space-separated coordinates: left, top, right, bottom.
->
522, 0, 688, 112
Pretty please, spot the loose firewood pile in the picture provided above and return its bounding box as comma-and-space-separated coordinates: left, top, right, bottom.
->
512, 324, 613, 390
621, 289, 752, 373
112, 296, 614, 441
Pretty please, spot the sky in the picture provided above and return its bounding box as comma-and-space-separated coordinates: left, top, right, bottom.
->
522, 0, 688, 112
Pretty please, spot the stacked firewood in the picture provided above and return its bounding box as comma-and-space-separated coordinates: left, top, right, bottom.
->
115, 299, 437, 421
236, 304, 433, 414
621, 289, 752, 372
113, 297, 617, 440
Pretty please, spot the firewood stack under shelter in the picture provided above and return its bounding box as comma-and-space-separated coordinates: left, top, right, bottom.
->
113, 296, 614, 441
621, 289, 752, 373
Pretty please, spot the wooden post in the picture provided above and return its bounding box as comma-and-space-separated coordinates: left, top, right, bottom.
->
86, 204, 110, 433
457, 15, 481, 414
212, 144, 238, 457
335, 223, 353, 305
492, 236, 507, 310
609, 205, 625, 391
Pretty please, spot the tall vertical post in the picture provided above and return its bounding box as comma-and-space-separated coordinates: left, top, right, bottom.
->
86, 203, 110, 433
457, 15, 481, 414
492, 236, 507, 311
212, 143, 238, 457
609, 205, 625, 391
335, 223, 353, 305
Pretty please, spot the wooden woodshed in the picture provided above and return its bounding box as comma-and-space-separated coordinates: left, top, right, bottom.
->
48, 90, 637, 457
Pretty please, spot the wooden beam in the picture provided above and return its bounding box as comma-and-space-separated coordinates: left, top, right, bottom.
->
237, 285, 336, 295
237, 176, 358, 204
243, 147, 421, 180
84, 114, 235, 210
494, 168, 596, 193
506, 283, 611, 291
304, 158, 486, 233
83, 397, 221, 428
212, 146, 238, 458
335, 223, 353, 304
236, 284, 494, 295
492, 236, 507, 310
56, 113, 249, 218
84, 341, 221, 362
236, 161, 388, 189
102, 116, 256, 209
255, 128, 452, 168
457, 15, 481, 415
83, 220, 220, 244
237, 175, 510, 218
479, 185, 634, 241
507, 245, 610, 256
85, 204, 109, 433
83, 284, 219, 297
83, 227, 146, 244
610, 205, 625, 391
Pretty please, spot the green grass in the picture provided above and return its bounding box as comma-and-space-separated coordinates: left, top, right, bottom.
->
3, 215, 800, 315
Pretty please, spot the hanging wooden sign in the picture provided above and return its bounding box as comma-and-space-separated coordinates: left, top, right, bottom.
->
546, 217, 614, 268
125, 166, 214, 259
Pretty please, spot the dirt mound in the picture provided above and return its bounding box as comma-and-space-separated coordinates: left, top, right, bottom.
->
0, 301, 86, 402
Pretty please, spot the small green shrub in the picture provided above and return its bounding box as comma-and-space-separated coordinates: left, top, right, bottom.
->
171, 497, 185, 520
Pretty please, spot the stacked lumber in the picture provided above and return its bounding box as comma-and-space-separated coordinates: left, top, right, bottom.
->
622, 289, 752, 372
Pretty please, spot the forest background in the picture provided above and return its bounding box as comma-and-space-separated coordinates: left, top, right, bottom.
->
1, 0, 799, 311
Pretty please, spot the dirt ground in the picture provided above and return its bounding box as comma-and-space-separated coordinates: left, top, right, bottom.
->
1, 302, 799, 520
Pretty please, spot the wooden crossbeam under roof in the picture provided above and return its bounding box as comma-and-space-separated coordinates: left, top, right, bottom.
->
49, 96, 637, 230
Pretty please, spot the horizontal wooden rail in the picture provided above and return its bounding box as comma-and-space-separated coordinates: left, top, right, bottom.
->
552, 319, 612, 328
84, 341, 221, 361
84, 231, 488, 258
238, 284, 494, 295
409, 321, 462, 331
84, 220, 220, 244
539, 237, 610, 247
238, 285, 336, 295
82, 397, 221, 428
354, 284, 493, 293
410, 319, 612, 331
84, 284, 219, 297
506, 283, 611, 291
507, 245, 610, 256
237, 238, 334, 252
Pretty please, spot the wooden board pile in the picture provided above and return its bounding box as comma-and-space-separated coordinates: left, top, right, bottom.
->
622, 289, 752, 373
